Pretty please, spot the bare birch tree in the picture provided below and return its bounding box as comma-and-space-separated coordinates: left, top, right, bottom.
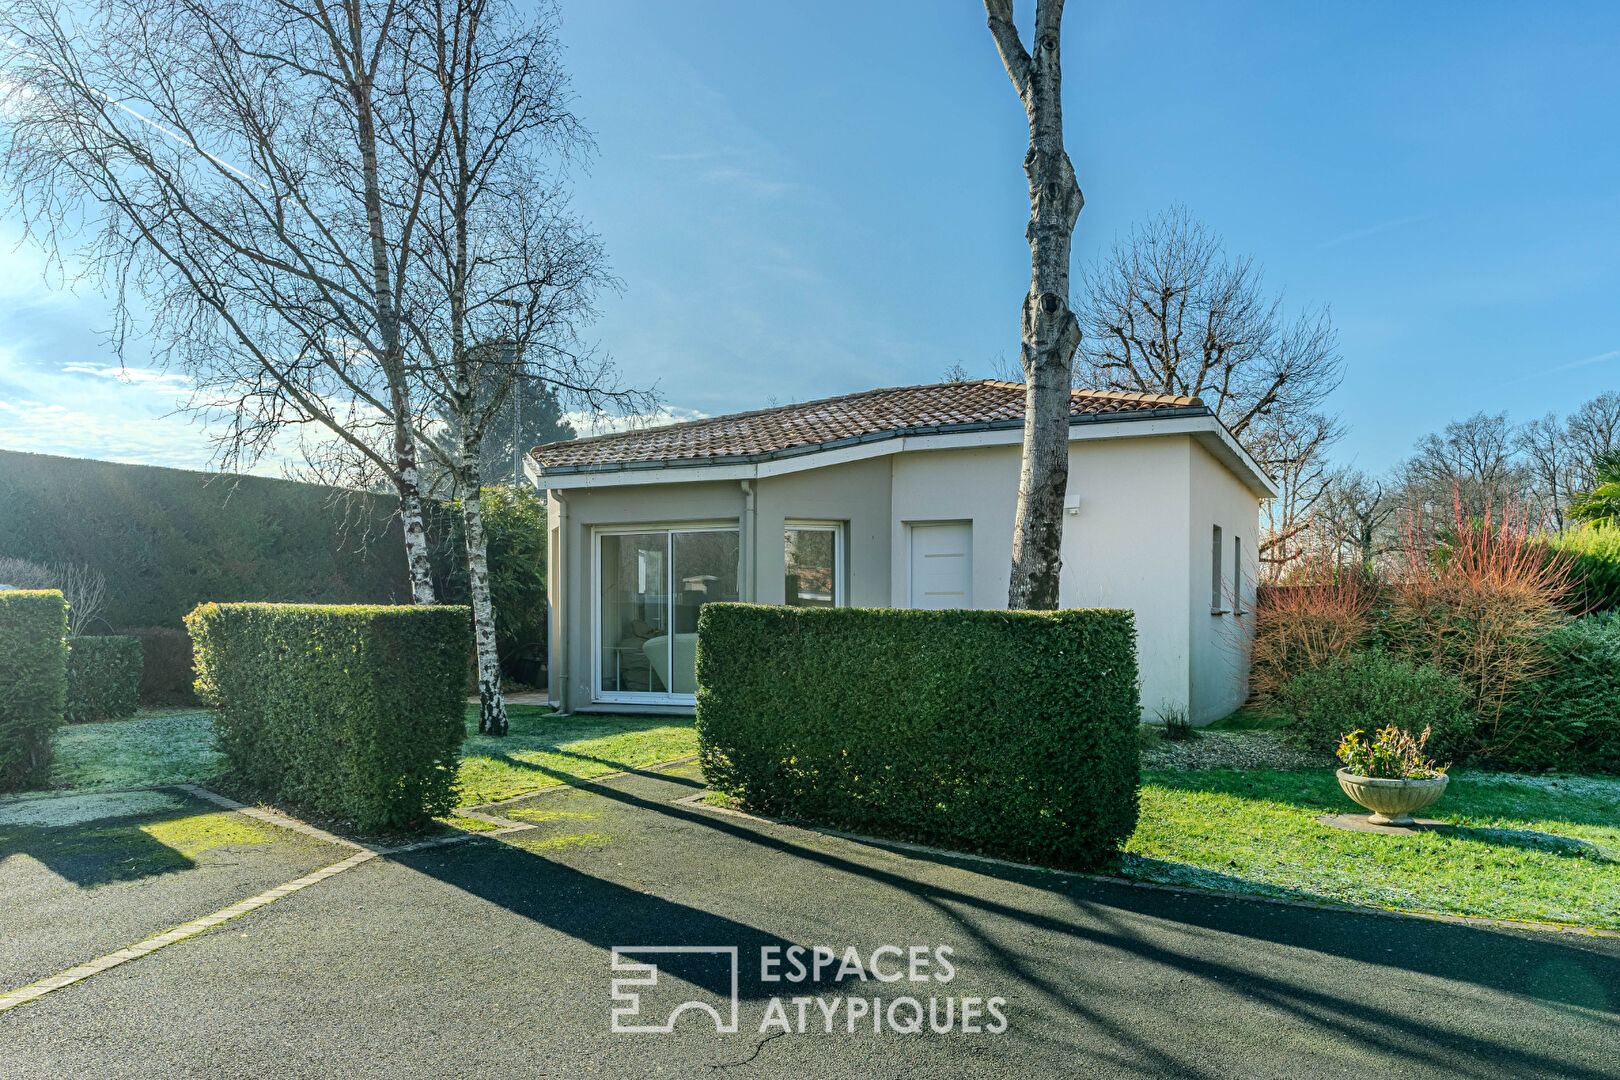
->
0, 0, 441, 602
394, 0, 644, 734
983, 0, 1084, 610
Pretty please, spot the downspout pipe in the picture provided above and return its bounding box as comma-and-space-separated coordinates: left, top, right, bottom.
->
550, 488, 571, 715
740, 479, 757, 602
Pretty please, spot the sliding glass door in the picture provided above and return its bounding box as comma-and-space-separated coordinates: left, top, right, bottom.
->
596, 526, 739, 702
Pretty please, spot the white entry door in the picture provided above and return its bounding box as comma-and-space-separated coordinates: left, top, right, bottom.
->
909, 522, 972, 609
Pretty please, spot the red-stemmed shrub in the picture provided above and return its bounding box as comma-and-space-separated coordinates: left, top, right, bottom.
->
1383, 495, 1572, 756
1247, 556, 1377, 707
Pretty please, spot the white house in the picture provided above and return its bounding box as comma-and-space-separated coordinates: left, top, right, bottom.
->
525, 380, 1275, 724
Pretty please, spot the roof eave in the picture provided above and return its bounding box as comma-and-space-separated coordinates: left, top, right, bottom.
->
530, 404, 1216, 478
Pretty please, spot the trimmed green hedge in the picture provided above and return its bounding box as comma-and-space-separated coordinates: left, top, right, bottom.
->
123, 627, 199, 706
1490, 613, 1620, 773
187, 602, 471, 829
0, 449, 413, 629
696, 605, 1141, 870
1279, 652, 1475, 761
0, 590, 69, 791
1551, 526, 1620, 613
64, 635, 143, 723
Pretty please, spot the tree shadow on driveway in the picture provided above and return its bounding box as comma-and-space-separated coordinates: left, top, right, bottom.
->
392, 763, 1620, 1080
0, 793, 208, 889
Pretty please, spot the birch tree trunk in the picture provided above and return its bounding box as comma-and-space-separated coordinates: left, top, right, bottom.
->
984, 0, 1084, 610
393, 427, 438, 605
460, 464, 508, 736
342, 0, 438, 606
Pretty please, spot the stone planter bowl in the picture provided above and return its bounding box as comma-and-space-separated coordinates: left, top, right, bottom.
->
1336, 768, 1449, 826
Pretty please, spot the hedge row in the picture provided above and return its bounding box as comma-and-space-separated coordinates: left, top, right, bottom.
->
65, 635, 143, 722
1552, 527, 1620, 613
0, 449, 412, 629
0, 590, 69, 792
187, 602, 471, 829
122, 627, 199, 706
695, 605, 1141, 870
1492, 613, 1620, 773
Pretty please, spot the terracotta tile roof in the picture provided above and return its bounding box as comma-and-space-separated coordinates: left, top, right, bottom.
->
530, 380, 1205, 473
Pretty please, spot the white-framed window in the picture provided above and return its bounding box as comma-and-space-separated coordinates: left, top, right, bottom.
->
1233, 534, 1244, 615
593, 524, 739, 704
1211, 524, 1225, 613
784, 522, 844, 608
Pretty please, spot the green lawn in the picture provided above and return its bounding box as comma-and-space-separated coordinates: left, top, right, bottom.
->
50, 709, 224, 791
454, 704, 697, 806
44, 704, 697, 809
1123, 768, 1620, 929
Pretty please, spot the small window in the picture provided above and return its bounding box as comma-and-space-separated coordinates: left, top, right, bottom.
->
1211, 525, 1225, 613
1233, 535, 1244, 615
785, 524, 843, 607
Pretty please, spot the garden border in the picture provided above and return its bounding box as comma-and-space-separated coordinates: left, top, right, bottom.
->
674, 791, 1620, 940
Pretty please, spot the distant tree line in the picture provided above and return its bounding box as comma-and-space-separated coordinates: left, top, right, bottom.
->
1313, 393, 1620, 574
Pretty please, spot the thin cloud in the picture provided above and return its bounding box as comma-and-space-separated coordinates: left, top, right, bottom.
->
1319, 214, 1428, 249
564, 407, 708, 438
1503, 348, 1620, 386
60, 363, 191, 389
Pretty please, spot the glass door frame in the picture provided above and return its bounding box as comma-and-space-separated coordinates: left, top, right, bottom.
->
591, 521, 740, 706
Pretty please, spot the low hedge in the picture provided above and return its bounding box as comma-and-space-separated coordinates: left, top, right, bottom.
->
0, 590, 69, 791
1551, 527, 1620, 613
121, 626, 199, 706
64, 635, 143, 722
1489, 613, 1620, 773
187, 602, 471, 829
1279, 652, 1475, 762
695, 605, 1141, 870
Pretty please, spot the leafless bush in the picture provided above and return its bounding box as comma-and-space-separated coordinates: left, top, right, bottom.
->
0, 557, 109, 634
1246, 557, 1377, 706
1384, 495, 1572, 746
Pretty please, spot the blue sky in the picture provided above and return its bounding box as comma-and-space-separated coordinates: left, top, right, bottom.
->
1, 0, 1617, 476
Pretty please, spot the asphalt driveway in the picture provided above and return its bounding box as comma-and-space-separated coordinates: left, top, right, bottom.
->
1, 764, 1616, 1079
0, 787, 349, 992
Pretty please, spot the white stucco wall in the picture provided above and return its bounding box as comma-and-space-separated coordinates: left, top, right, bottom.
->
544, 426, 1260, 721
1060, 436, 1194, 724
753, 457, 893, 607
889, 445, 1021, 609
1186, 438, 1258, 723
886, 434, 1256, 723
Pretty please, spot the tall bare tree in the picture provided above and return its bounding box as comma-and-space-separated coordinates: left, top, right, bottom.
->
1398, 410, 1528, 522
984, 0, 1084, 610
0, 0, 441, 602
1255, 411, 1343, 578
397, 0, 644, 734
1567, 390, 1620, 488
1317, 467, 1398, 573
1515, 412, 1578, 533
1074, 205, 1344, 574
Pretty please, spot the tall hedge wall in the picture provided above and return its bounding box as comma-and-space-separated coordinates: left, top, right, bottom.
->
187, 602, 471, 829
65, 635, 144, 722
0, 590, 69, 792
696, 605, 1141, 870
0, 450, 413, 630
